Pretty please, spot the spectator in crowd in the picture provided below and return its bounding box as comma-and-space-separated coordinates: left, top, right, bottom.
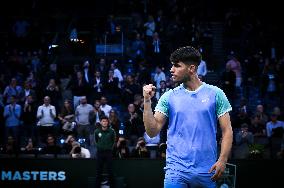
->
75, 96, 93, 146
82, 60, 93, 86
95, 58, 108, 81
3, 78, 23, 104
122, 74, 141, 105
58, 99, 75, 135
114, 136, 130, 159
104, 70, 121, 105
124, 103, 144, 145
21, 138, 35, 154
21, 81, 37, 104
22, 95, 37, 141
150, 32, 164, 66
131, 137, 150, 158
144, 15, 156, 44
221, 63, 236, 106
136, 62, 152, 86
226, 54, 242, 88
36, 96, 56, 143
3, 95, 22, 143
110, 62, 123, 86
62, 134, 77, 154
233, 123, 254, 159
94, 116, 116, 188
108, 109, 120, 137
155, 80, 170, 100
266, 113, 284, 138
100, 96, 112, 117
90, 100, 106, 128
3, 136, 19, 155
197, 58, 207, 81
153, 66, 166, 90
70, 142, 91, 158
131, 33, 146, 60
91, 70, 105, 102
69, 71, 89, 108
266, 112, 284, 158
45, 78, 61, 111
41, 134, 61, 155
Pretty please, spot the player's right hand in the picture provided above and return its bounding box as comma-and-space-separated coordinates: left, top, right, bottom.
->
143, 84, 156, 100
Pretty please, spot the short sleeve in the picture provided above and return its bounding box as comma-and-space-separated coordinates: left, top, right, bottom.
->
154, 90, 171, 117
215, 88, 232, 118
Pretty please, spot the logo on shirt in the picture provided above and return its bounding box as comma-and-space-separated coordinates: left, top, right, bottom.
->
98, 133, 102, 137
201, 98, 209, 103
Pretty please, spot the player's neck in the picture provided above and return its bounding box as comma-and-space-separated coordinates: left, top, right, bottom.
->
183, 75, 202, 91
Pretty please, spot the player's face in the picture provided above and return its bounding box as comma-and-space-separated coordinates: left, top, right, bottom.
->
170, 61, 194, 82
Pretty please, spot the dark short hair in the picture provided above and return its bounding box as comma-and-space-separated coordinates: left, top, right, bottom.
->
100, 116, 109, 121
170, 46, 201, 66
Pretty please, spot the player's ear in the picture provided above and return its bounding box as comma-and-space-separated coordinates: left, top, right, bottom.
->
188, 64, 196, 72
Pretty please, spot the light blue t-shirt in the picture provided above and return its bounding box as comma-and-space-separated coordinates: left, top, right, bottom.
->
155, 83, 232, 173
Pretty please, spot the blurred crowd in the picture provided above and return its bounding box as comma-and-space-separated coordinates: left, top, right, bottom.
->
0, 0, 284, 160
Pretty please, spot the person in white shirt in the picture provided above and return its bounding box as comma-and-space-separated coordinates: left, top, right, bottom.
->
110, 62, 123, 88
70, 142, 91, 158
36, 96, 56, 143
153, 66, 166, 89
100, 96, 112, 117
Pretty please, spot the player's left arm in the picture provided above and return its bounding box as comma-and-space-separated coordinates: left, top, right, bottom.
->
209, 86, 233, 181
209, 112, 233, 181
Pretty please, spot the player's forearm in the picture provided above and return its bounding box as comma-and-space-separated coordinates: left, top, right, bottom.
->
218, 127, 233, 163
143, 100, 158, 137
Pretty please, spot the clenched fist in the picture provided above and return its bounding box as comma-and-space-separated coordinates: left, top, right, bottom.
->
143, 84, 156, 100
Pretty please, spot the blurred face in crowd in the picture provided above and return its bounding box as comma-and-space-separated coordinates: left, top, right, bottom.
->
77, 71, 83, 79
226, 63, 231, 71
11, 78, 17, 87
271, 114, 278, 122
101, 118, 109, 130
128, 104, 135, 113
64, 100, 71, 108
80, 97, 87, 105
156, 67, 162, 73
24, 81, 31, 89
99, 58, 105, 65
83, 61, 89, 68
110, 63, 115, 70
49, 79, 56, 87
160, 81, 166, 89
47, 136, 55, 146
108, 70, 114, 77
27, 95, 33, 103
256, 105, 264, 113
10, 96, 17, 104
126, 75, 133, 84
100, 97, 107, 105
94, 100, 101, 109
43, 96, 50, 105
95, 71, 101, 78
109, 110, 116, 117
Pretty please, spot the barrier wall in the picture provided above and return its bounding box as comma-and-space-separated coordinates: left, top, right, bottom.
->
0, 158, 283, 188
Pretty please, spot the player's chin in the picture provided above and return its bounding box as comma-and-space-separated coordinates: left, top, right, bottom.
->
171, 76, 180, 82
